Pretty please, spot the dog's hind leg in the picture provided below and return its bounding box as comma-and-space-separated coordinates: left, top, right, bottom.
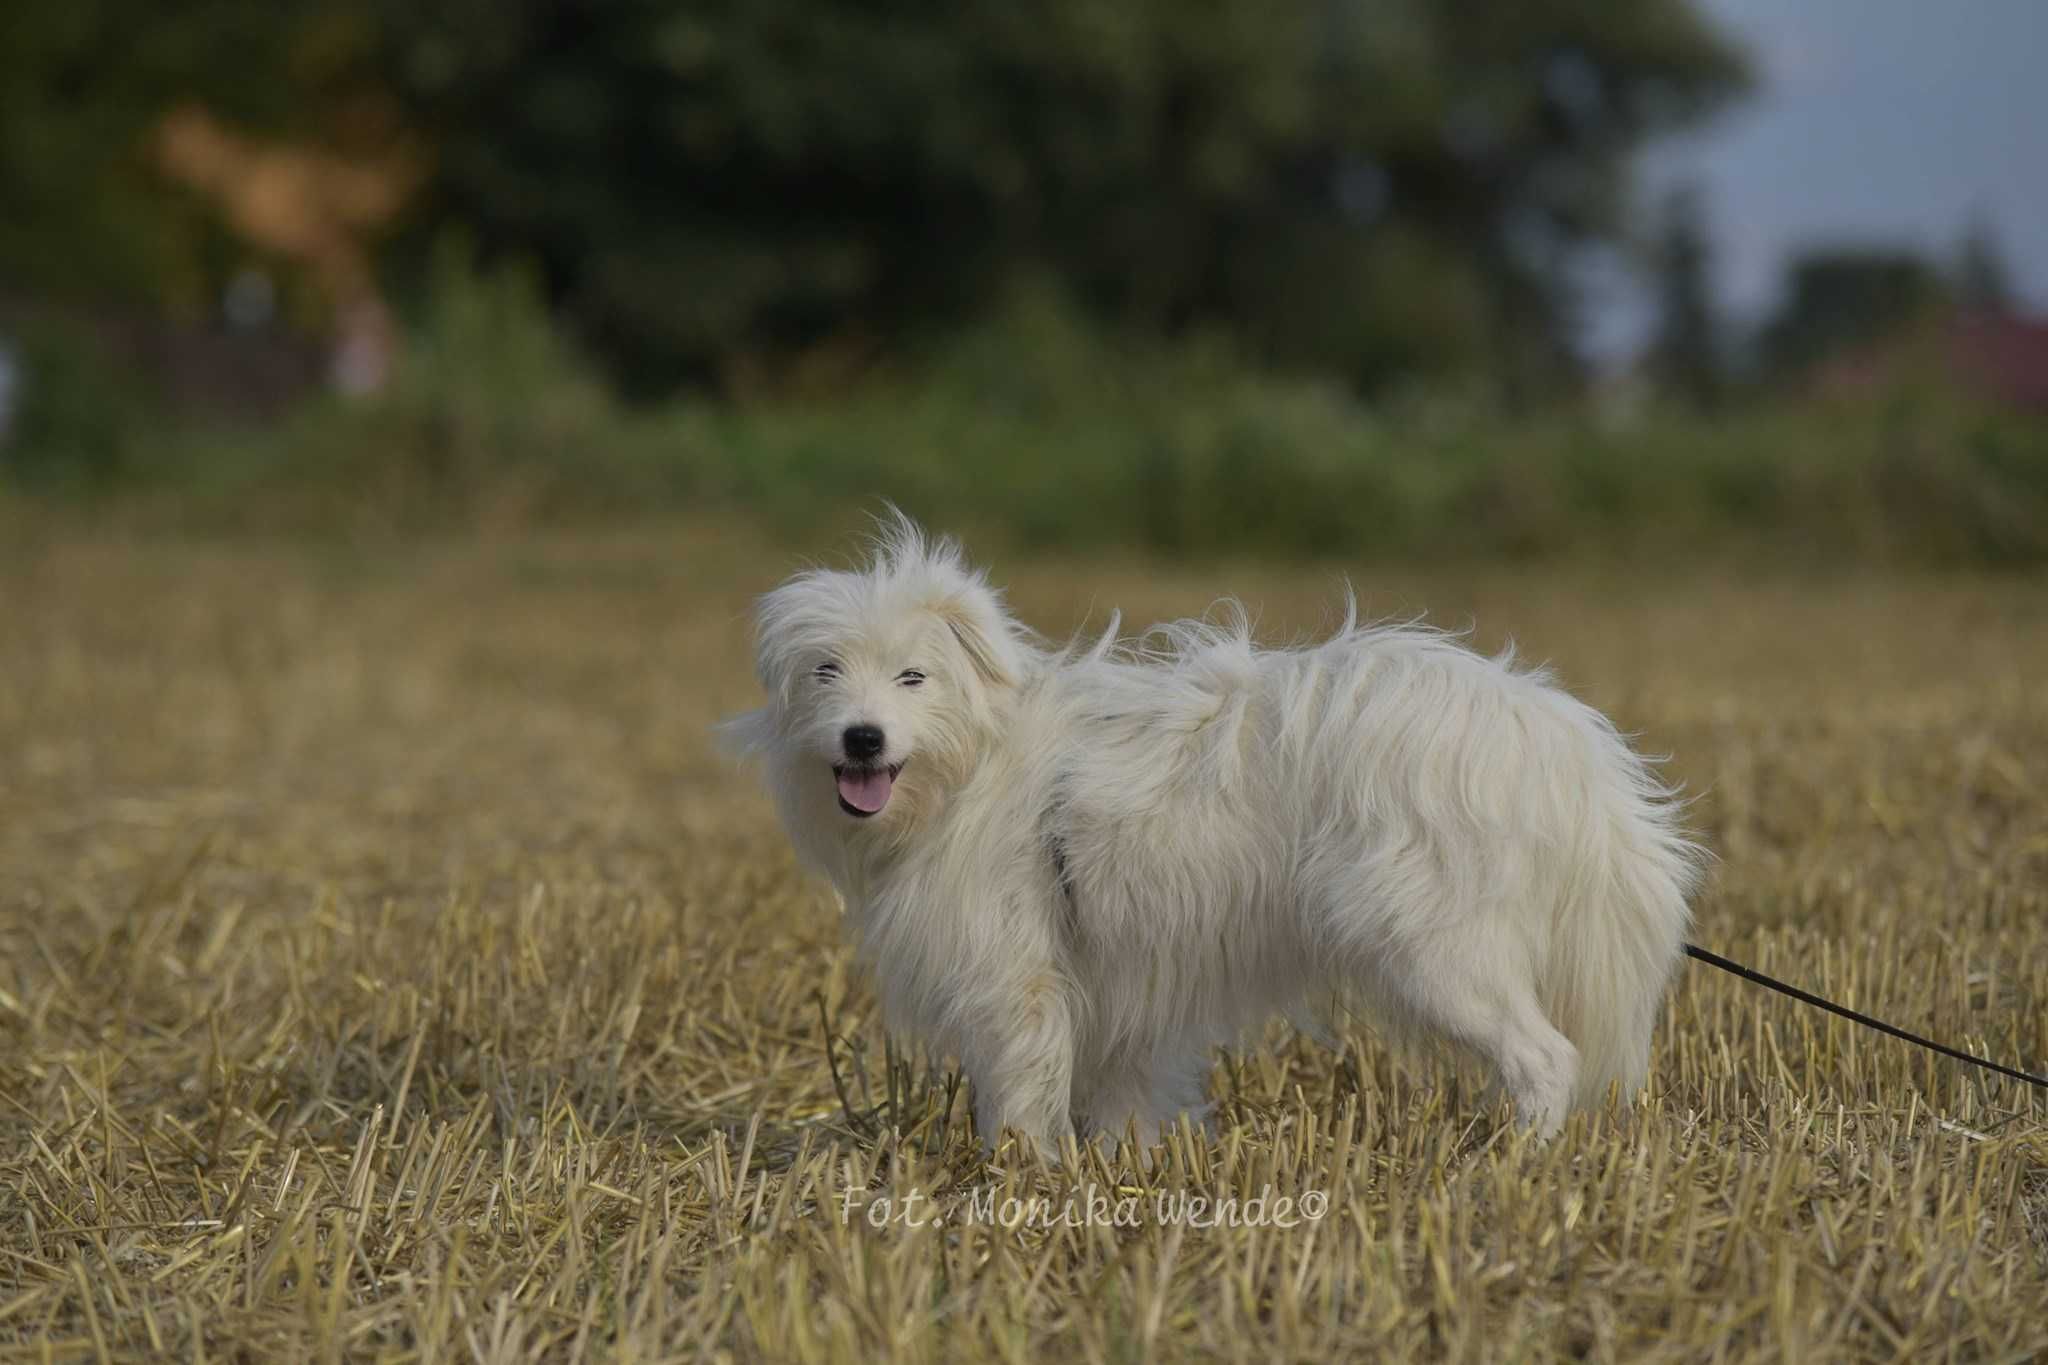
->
1074, 1047, 1214, 1149
1361, 928, 1581, 1138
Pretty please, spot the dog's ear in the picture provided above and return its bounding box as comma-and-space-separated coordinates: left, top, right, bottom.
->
714, 708, 775, 758
932, 589, 1021, 691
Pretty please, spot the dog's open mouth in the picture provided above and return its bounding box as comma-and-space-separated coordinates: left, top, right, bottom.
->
833, 761, 904, 817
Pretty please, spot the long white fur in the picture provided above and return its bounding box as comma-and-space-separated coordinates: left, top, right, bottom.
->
722, 517, 1704, 1152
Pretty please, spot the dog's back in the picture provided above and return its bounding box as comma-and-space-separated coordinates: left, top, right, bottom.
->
1031, 614, 1702, 1133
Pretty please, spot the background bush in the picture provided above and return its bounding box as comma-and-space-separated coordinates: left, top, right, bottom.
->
54, 262, 2040, 565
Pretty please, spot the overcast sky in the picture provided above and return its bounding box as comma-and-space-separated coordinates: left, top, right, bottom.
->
1588, 0, 2047, 361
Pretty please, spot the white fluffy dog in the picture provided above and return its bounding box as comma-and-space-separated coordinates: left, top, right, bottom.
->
723, 519, 1702, 1152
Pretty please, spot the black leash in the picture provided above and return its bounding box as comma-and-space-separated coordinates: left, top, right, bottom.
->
1683, 942, 2048, 1092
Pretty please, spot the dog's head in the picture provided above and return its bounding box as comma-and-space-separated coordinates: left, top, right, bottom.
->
721, 516, 1030, 836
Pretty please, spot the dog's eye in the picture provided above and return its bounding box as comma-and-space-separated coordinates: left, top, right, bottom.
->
897, 669, 926, 688
814, 661, 842, 682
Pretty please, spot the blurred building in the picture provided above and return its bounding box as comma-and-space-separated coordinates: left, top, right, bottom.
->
1816, 311, 2048, 413
1950, 313, 2048, 412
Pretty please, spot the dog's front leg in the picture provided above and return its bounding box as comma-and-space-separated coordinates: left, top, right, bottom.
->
967, 969, 1075, 1159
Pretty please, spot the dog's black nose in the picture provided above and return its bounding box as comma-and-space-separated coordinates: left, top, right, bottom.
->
842, 724, 886, 761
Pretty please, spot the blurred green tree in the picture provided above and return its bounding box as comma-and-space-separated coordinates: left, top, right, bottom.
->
0, 2, 396, 315
1758, 250, 1949, 381
1646, 181, 1723, 407
1, 0, 1748, 398
1954, 214, 2013, 315
376, 0, 1747, 395
0, 2, 374, 476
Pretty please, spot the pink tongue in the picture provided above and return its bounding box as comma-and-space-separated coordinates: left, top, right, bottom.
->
837, 767, 894, 813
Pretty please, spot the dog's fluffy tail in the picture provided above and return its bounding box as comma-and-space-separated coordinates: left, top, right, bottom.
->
1540, 732, 1705, 1109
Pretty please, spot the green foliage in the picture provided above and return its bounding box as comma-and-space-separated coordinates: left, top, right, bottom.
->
681, 314, 2048, 565
0, 1, 379, 311
0, 318, 163, 492
1757, 249, 1950, 381
0, 1, 1749, 402
386, 242, 621, 477
29, 269, 2045, 566
361, 0, 1747, 393
1953, 215, 2014, 315
148, 247, 668, 530
1646, 182, 1724, 408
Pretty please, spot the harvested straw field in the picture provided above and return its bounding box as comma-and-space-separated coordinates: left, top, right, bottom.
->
3, 529, 2045, 1361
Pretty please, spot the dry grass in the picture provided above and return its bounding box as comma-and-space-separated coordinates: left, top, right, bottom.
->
3, 528, 2045, 1362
